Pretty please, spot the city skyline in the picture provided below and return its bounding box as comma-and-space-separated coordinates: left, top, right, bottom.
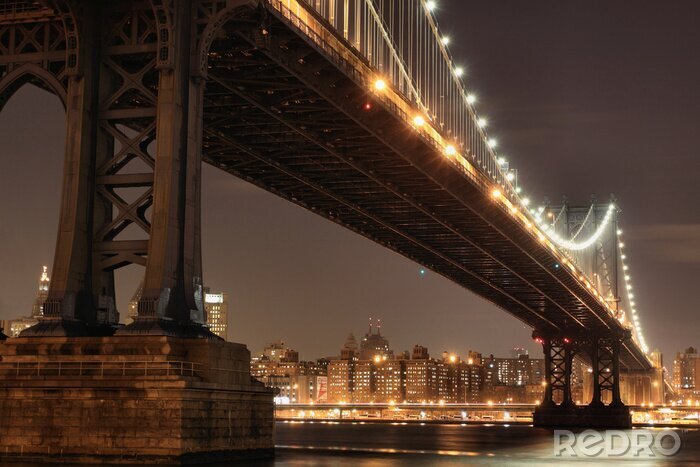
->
251, 320, 534, 363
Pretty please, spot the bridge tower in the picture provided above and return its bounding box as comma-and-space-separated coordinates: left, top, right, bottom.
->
532, 200, 632, 427
4, 0, 211, 338
548, 199, 621, 311
0, 0, 273, 462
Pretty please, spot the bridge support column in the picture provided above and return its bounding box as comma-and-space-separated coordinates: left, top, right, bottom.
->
540, 337, 555, 408
533, 331, 631, 428
117, 0, 209, 337
21, 2, 115, 336
579, 334, 631, 427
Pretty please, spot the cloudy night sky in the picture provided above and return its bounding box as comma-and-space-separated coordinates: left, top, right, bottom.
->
0, 1, 698, 365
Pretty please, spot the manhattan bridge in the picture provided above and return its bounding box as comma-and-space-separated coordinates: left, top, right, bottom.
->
0, 0, 664, 462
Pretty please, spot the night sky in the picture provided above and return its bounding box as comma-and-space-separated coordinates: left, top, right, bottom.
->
0, 1, 698, 367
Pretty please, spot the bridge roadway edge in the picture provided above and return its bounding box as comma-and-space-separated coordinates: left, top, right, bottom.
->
0, 336, 274, 464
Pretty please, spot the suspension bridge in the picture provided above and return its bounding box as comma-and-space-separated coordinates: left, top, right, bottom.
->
0, 0, 660, 462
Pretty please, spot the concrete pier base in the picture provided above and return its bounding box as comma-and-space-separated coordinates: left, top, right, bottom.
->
0, 336, 274, 464
533, 404, 632, 429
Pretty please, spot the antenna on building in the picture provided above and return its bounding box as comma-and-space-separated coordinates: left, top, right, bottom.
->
377, 318, 382, 336
369, 317, 373, 335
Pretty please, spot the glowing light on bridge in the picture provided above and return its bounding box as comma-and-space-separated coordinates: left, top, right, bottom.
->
426, 0, 437, 11
373, 79, 387, 91
445, 145, 457, 156
617, 229, 649, 354
413, 115, 426, 126
477, 118, 488, 128
466, 94, 476, 104
541, 204, 616, 251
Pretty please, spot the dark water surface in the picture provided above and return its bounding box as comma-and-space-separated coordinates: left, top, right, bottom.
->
242, 421, 700, 466
3, 422, 697, 466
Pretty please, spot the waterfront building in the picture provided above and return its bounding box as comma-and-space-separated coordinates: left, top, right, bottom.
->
294, 374, 327, 403
352, 360, 374, 402
374, 358, 406, 402
674, 347, 700, 392
436, 354, 482, 403
482, 353, 545, 387
259, 374, 328, 404
250, 341, 329, 403
204, 290, 228, 340
405, 359, 438, 403
480, 352, 549, 403
251, 341, 317, 377
405, 346, 437, 403
328, 359, 353, 403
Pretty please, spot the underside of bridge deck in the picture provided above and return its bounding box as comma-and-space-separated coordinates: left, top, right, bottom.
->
203, 3, 649, 371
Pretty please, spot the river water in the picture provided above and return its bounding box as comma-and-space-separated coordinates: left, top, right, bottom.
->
240, 421, 699, 466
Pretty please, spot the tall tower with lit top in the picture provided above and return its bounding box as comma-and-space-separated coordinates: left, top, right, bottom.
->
31, 266, 50, 318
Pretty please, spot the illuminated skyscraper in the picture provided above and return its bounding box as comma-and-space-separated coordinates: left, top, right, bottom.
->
31, 266, 50, 318
204, 290, 228, 340
1, 266, 50, 337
